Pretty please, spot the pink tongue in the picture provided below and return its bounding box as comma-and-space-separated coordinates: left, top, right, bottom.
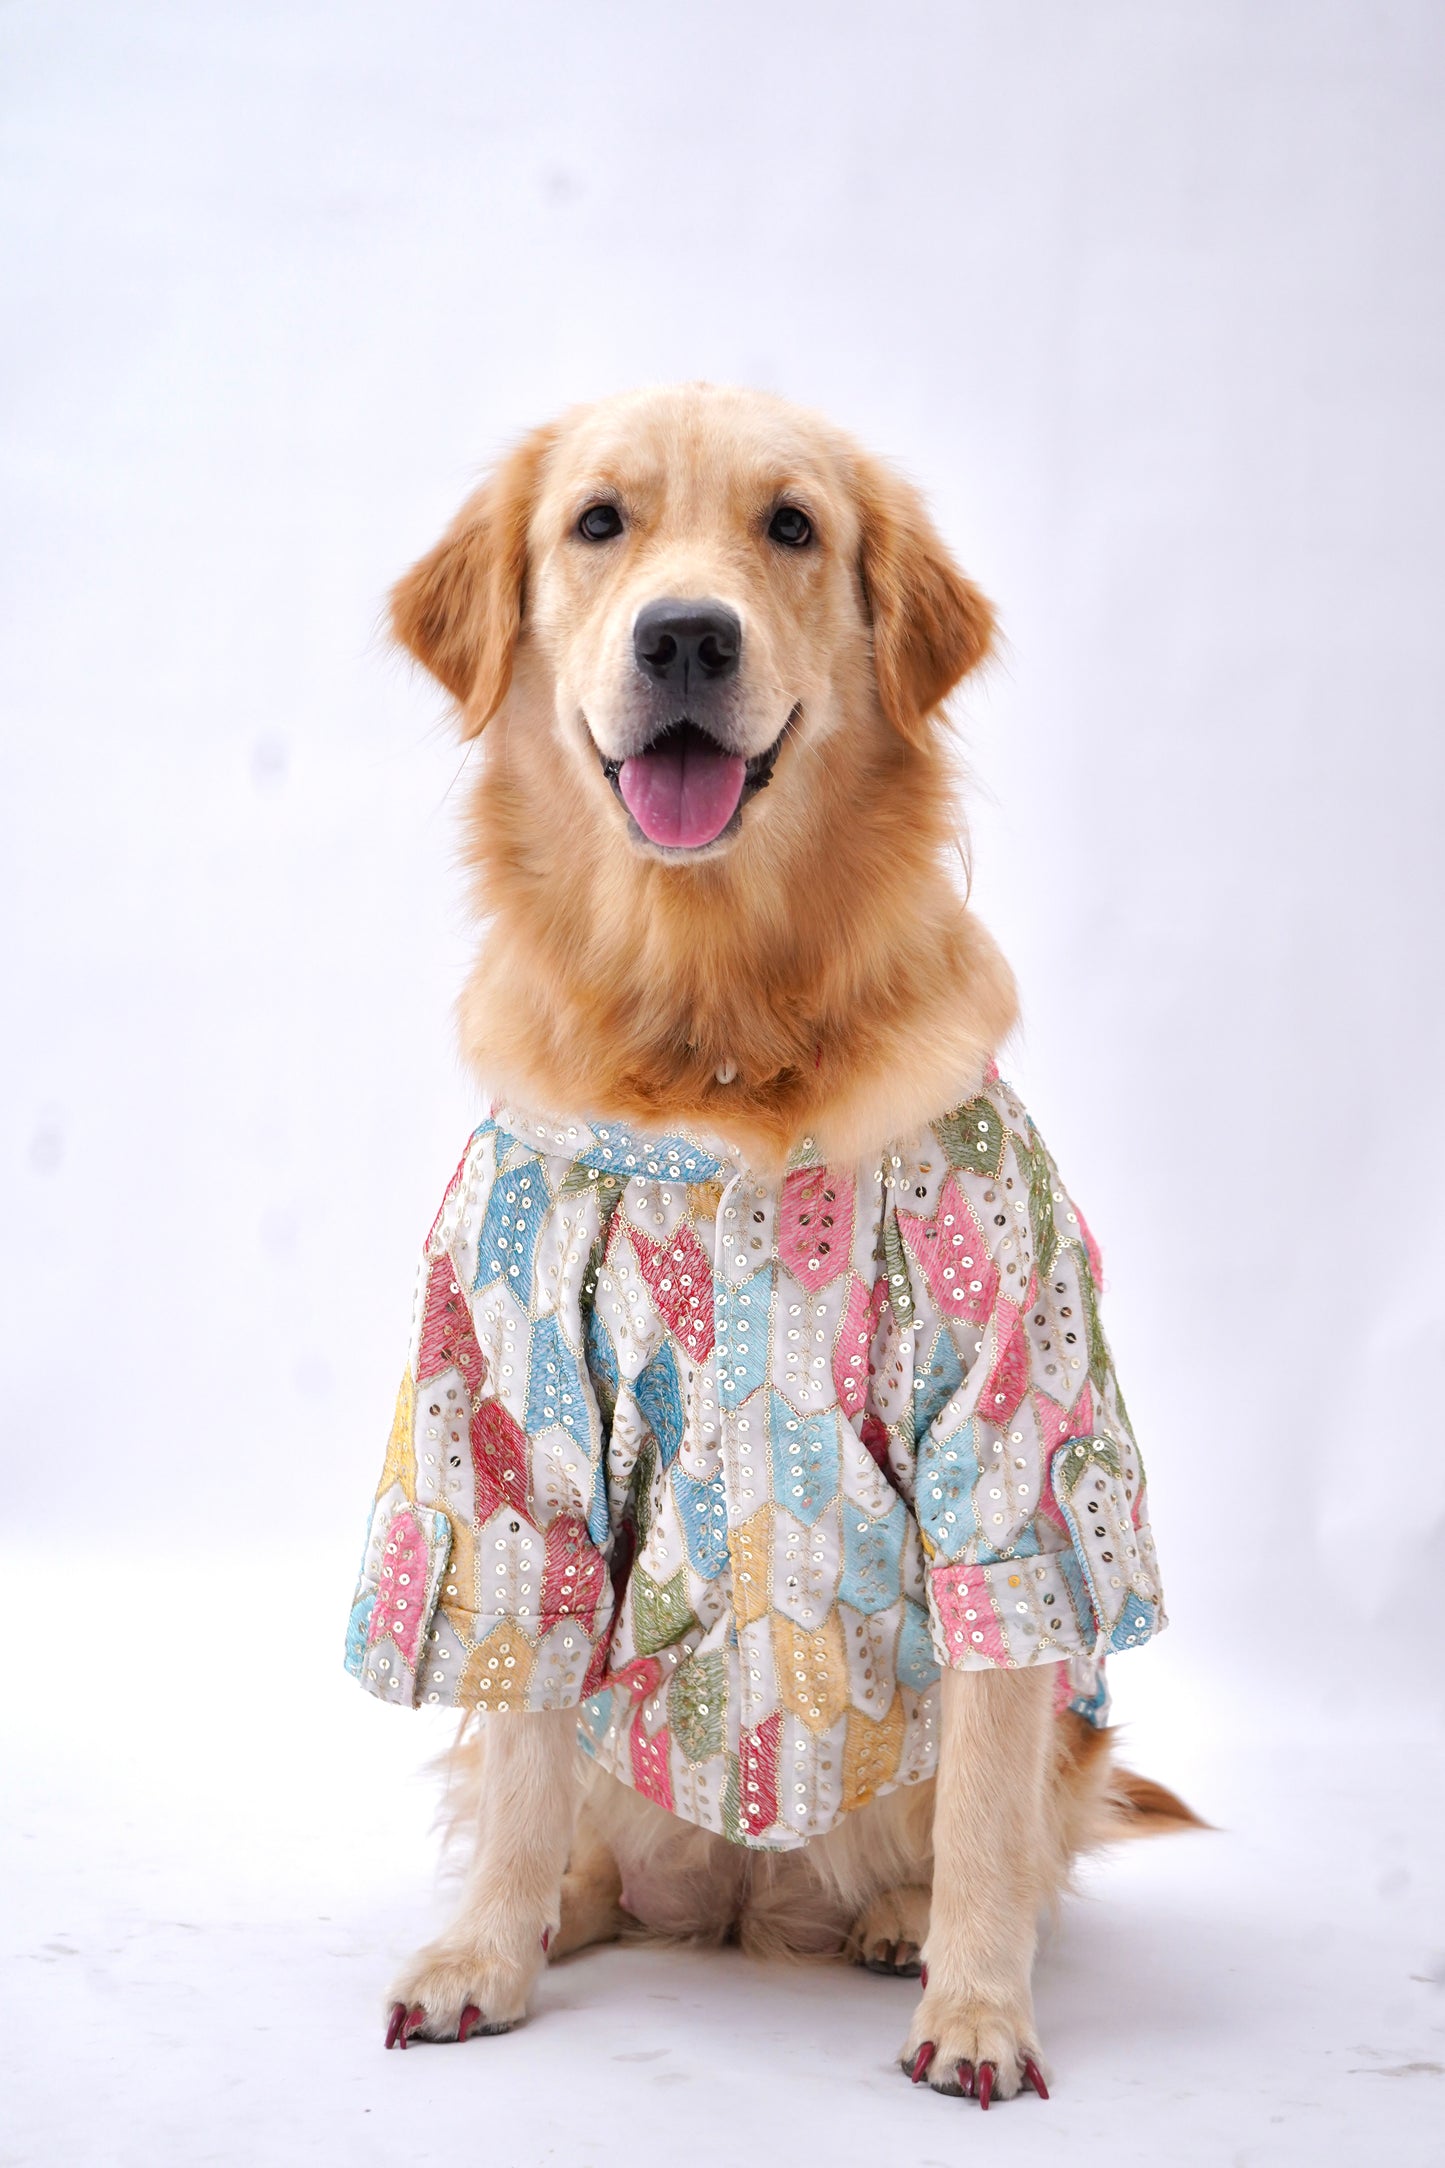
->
618, 734, 746, 848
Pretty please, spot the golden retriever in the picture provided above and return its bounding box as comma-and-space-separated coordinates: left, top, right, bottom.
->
373, 383, 1196, 2101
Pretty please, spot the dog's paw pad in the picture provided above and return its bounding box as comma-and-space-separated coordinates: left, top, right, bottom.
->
899, 1989, 1048, 2103
383, 1937, 542, 2047
849, 1886, 930, 1976
383, 1996, 514, 2048
862, 1937, 923, 1976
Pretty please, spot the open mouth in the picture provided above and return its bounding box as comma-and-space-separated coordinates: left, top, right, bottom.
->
598, 714, 793, 851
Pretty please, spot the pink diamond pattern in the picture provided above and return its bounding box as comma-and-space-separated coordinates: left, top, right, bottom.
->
417, 1252, 487, 1399
368, 1505, 430, 1666
628, 1220, 715, 1362
931, 1560, 1010, 1665
739, 1710, 781, 1834
630, 1722, 675, 1812
898, 1175, 999, 1327
834, 1271, 886, 1419
470, 1396, 532, 1523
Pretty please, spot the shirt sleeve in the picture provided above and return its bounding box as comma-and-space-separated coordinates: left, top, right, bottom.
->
898, 1084, 1166, 1678
344, 1122, 621, 1714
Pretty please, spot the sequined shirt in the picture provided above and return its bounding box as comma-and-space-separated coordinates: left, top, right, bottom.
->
344, 1070, 1165, 1848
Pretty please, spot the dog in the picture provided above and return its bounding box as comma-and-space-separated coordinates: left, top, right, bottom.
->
347, 382, 1198, 2103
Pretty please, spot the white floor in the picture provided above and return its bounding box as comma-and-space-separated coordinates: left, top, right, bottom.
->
3, 1551, 1441, 2168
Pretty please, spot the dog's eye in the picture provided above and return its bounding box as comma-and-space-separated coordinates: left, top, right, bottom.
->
768, 505, 813, 549
577, 503, 624, 542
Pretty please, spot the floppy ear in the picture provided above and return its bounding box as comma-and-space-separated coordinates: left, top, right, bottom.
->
390, 425, 556, 735
854, 454, 996, 743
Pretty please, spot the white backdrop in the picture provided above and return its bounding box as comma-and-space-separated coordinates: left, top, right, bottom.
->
3, 6, 1443, 2163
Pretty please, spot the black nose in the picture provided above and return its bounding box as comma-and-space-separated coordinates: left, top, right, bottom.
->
633, 599, 741, 689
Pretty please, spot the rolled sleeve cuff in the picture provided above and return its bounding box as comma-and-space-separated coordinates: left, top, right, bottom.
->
345, 1486, 617, 1712
927, 1550, 1096, 1670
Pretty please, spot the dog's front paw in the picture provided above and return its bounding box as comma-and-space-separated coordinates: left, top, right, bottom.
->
384, 1930, 548, 2047
900, 1985, 1049, 2105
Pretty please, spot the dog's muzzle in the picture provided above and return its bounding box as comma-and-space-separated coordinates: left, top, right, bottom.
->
598, 710, 795, 852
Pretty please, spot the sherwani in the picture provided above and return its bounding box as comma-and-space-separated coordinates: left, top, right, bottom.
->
345, 1069, 1164, 1848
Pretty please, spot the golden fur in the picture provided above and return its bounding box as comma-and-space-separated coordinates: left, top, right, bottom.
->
382, 384, 1199, 2094
393, 384, 1016, 1169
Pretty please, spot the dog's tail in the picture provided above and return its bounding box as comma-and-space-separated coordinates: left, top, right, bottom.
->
1058, 1711, 1210, 1849
1104, 1762, 1210, 1838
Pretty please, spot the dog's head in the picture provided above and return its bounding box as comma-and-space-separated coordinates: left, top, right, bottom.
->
391, 385, 994, 860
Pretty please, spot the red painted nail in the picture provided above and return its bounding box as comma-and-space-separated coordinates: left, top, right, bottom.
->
957, 2059, 975, 2097
457, 2004, 482, 2042
909, 2041, 936, 2085
399, 2005, 425, 2049
1023, 2056, 1050, 2100
541, 1927, 552, 1953
384, 2002, 407, 2050
920, 1963, 928, 1988
978, 2062, 996, 2111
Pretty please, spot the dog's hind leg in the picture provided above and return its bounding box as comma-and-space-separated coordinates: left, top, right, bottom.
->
899, 1666, 1054, 2105
384, 1705, 579, 2047
550, 1801, 627, 1960
736, 1848, 853, 1961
